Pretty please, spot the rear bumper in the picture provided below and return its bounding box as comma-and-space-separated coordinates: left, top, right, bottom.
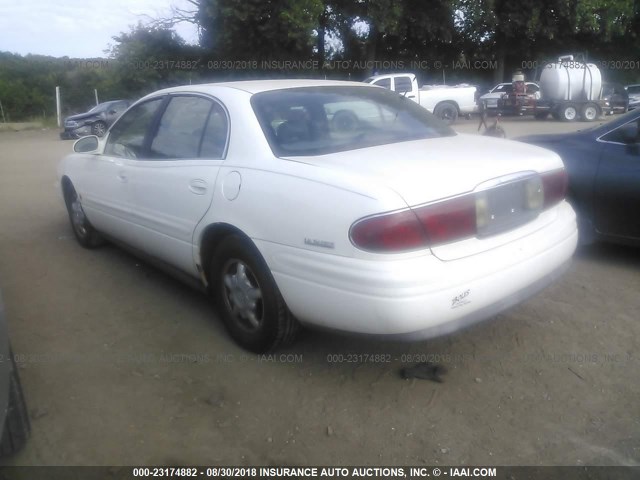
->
259, 201, 577, 338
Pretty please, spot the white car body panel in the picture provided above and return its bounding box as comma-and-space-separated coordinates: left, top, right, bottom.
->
58, 79, 577, 340
263, 201, 576, 335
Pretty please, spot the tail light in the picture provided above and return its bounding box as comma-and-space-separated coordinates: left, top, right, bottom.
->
350, 169, 568, 253
349, 209, 427, 252
350, 195, 476, 253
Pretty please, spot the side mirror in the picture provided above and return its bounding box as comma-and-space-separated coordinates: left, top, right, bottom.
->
619, 121, 639, 144
73, 135, 99, 153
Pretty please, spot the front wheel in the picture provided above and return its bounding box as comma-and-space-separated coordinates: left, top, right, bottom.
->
63, 182, 105, 248
210, 235, 299, 353
433, 102, 458, 124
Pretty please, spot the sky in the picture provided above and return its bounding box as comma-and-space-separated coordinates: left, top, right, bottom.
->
0, 0, 200, 58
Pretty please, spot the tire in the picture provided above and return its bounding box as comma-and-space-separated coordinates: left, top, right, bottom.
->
91, 121, 107, 137
0, 350, 30, 456
433, 102, 458, 124
63, 181, 105, 249
560, 104, 578, 121
580, 103, 599, 122
210, 234, 299, 353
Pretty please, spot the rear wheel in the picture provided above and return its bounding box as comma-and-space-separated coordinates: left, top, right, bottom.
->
63, 181, 105, 248
580, 103, 599, 121
210, 235, 299, 353
560, 104, 578, 121
433, 102, 458, 124
0, 350, 30, 456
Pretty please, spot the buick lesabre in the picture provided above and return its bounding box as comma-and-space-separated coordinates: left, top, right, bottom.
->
58, 80, 578, 352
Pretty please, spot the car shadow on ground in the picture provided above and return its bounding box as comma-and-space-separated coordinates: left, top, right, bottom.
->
575, 242, 640, 269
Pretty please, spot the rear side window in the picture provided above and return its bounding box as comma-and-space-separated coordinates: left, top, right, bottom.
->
105, 98, 164, 159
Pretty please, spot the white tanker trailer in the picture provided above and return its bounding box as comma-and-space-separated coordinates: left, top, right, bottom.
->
499, 55, 608, 121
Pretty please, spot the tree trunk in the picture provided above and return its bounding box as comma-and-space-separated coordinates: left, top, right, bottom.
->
317, 6, 327, 65
494, 30, 506, 83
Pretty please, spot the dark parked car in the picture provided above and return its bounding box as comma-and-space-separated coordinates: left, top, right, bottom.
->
0, 292, 30, 456
518, 109, 640, 246
601, 82, 629, 115
626, 84, 640, 111
60, 100, 131, 139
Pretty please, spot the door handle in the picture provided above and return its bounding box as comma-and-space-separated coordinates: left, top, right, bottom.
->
117, 171, 127, 182
188, 179, 208, 195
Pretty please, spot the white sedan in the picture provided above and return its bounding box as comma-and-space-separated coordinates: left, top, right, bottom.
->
58, 80, 577, 352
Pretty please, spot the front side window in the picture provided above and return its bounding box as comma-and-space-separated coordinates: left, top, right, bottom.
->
600, 118, 640, 144
252, 86, 455, 157
105, 98, 164, 159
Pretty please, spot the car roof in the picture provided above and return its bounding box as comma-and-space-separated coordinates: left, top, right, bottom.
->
149, 79, 371, 97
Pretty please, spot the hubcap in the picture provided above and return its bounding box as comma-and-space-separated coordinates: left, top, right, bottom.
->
222, 260, 263, 331
565, 108, 577, 120
94, 123, 105, 136
585, 107, 596, 120
70, 197, 87, 237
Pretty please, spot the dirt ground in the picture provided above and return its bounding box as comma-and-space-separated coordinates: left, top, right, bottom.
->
0, 117, 638, 467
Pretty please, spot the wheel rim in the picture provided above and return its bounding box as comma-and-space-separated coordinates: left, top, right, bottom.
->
584, 107, 597, 120
93, 123, 106, 136
565, 107, 577, 120
222, 259, 264, 332
442, 107, 455, 121
70, 194, 88, 237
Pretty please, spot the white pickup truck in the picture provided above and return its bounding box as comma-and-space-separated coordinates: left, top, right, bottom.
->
364, 73, 477, 124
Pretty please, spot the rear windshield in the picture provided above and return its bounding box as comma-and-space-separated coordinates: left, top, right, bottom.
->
251, 86, 455, 157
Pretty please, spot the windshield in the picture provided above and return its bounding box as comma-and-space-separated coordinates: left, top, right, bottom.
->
88, 102, 114, 113
251, 86, 455, 157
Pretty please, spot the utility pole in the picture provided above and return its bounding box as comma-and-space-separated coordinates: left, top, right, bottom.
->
56, 86, 62, 128
0, 99, 6, 123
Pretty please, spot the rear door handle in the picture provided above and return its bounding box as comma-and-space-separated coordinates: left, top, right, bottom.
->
188, 179, 208, 195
